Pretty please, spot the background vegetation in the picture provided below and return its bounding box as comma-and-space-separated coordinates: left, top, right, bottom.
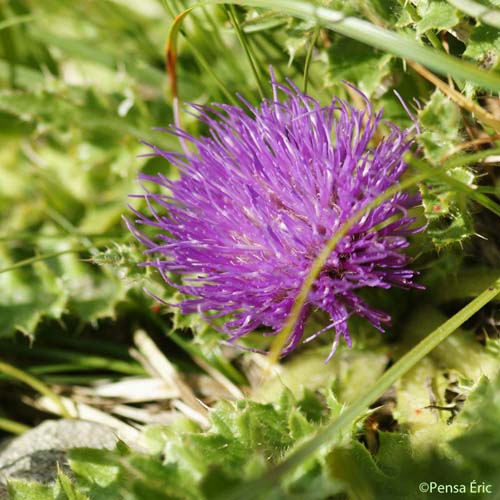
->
0, 0, 499, 498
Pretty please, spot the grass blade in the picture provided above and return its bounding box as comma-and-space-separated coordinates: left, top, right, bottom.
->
225, 275, 500, 500
447, 0, 500, 29
165, 7, 195, 98
209, 0, 500, 92
267, 168, 431, 363
444, 146, 500, 168
0, 360, 71, 419
0, 417, 30, 435
226, 5, 266, 99
0, 14, 34, 32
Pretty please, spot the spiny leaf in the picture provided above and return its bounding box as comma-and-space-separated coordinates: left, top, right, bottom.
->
227, 277, 500, 499
450, 372, 500, 488
0, 251, 67, 338
464, 24, 500, 69
418, 90, 464, 162
11, 391, 330, 500
7, 480, 53, 500
326, 36, 394, 97
415, 0, 461, 35
0, 243, 129, 337
420, 166, 476, 248
54, 468, 90, 500
208, 0, 500, 92
90, 243, 148, 285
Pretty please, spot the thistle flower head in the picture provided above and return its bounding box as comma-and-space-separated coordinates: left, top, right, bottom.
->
127, 76, 421, 359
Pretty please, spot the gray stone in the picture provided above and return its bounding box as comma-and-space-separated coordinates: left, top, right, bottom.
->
0, 419, 119, 497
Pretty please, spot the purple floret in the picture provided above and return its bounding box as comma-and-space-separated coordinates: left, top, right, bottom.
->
127, 76, 422, 359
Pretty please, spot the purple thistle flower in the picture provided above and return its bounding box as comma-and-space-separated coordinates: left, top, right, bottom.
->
127, 75, 422, 359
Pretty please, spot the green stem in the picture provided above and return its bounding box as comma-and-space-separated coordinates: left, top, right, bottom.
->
0, 14, 34, 31
207, 0, 500, 92
0, 361, 71, 419
303, 24, 320, 93
226, 276, 500, 500
162, 1, 240, 105
412, 157, 500, 218
0, 249, 84, 275
203, 6, 249, 84
425, 30, 442, 50
444, 146, 500, 168
184, 38, 240, 106
0, 345, 146, 376
42, 375, 116, 384
0, 231, 123, 242
28, 363, 101, 375
476, 186, 499, 194
442, 175, 500, 218
268, 167, 431, 362
399, 0, 442, 49
226, 5, 266, 99
170, 331, 247, 386
447, 0, 500, 29
0, 417, 30, 435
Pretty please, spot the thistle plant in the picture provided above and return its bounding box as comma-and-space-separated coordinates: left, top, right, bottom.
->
3, 2, 500, 500
127, 76, 422, 358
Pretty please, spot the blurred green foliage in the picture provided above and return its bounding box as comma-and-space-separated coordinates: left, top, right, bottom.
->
0, 0, 499, 499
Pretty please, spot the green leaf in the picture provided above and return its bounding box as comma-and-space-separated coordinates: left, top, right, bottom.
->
67, 447, 125, 500
7, 480, 53, 500
327, 439, 399, 500
54, 469, 90, 500
363, 0, 403, 25
326, 428, 481, 500
60, 392, 326, 499
416, 0, 461, 35
417, 90, 476, 248
63, 257, 127, 324
0, 90, 145, 140
200, 467, 246, 500
179, 398, 300, 472
298, 389, 329, 424
90, 243, 148, 284
127, 456, 199, 500
69, 443, 196, 500
255, 349, 388, 406
29, 29, 164, 88
207, 0, 500, 92
226, 277, 500, 500
451, 373, 500, 483
326, 36, 393, 97
289, 409, 314, 440
171, 293, 210, 336
0, 242, 128, 338
464, 24, 500, 69
0, 253, 67, 338
420, 166, 475, 248
418, 90, 464, 162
